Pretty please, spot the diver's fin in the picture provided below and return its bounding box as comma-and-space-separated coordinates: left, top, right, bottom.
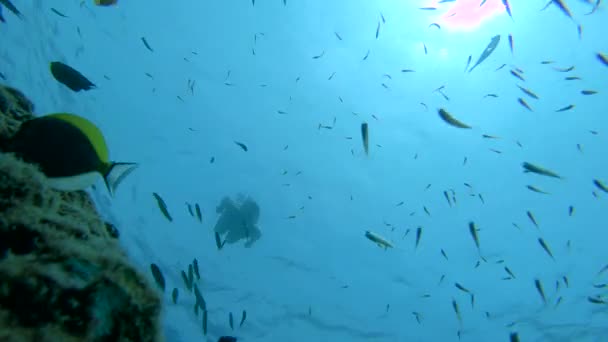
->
104, 162, 138, 196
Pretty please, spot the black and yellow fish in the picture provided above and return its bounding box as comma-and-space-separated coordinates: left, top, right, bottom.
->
1, 113, 137, 195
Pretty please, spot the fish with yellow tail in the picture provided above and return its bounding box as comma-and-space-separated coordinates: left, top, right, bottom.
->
365, 231, 394, 250
1, 113, 137, 196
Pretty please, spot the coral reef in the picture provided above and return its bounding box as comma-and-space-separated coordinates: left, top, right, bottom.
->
0, 85, 163, 341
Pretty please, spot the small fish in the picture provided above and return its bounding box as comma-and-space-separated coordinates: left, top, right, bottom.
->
588, 296, 607, 304
0, 0, 23, 19
538, 238, 555, 260
150, 263, 165, 292
412, 312, 422, 324
581, 90, 597, 95
423, 206, 431, 216
527, 185, 550, 194
465, 55, 472, 72
380, 12, 386, 23
517, 98, 533, 111
202, 310, 208, 335
423, 43, 428, 55
517, 85, 539, 99
555, 104, 575, 112
510, 70, 525, 82
328, 72, 336, 80
194, 203, 203, 223
452, 299, 462, 323
469, 222, 480, 250
577, 24, 583, 40
553, 65, 575, 72
152, 192, 173, 222
568, 205, 575, 216
141, 37, 154, 52
443, 191, 452, 207
239, 310, 247, 327
234, 141, 248, 151
441, 249, 449, 260
362, 50, 370, 60
552, 0, 574, 19
419, 7, 438, 10
188, 264, 194, 285
483, 94, 498, 98
172, 288, 179, 304
334, 32, 342, 40
375, 21, 381, 39
312, 50, 325, 59
361, 122, 369, 155
508, 34, 514, 54
455, 282, 471, 293
593, 179, 608, 193
181, 270, 192, 291
429, 23, 441, 29
191, 259, 201, 280
215, 232, 224, 250
415, 226, 422, 249
365, 231, 393, 249
527, 211, 538, 228
402, 69, 415, 73
522, 162, 562, 179
510, 332, 520, 342
495, 64, 507, 71
469, 35, 501, 72
51, 8, 69, 18
504, 267, 516, 278
437, 108, 471, 129
502, 0, 513, 19
535, 279, 547, 304
229, 312, 234, 330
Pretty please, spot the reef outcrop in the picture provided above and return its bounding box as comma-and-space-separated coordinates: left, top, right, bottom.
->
0, 85, 163, 342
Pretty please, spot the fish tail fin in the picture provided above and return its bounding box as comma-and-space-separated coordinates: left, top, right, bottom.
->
103, 162, 138, 196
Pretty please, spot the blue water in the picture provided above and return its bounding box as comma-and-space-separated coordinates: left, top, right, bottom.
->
1, 0, 607, 341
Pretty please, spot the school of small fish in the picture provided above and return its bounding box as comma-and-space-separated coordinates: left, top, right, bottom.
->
2, 0, 607, 341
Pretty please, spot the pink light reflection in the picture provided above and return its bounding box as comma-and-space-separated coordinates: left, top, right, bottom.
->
424, 0, 506, 31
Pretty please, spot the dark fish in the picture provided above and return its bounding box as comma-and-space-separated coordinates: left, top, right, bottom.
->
334, 32, 342, 40
50, 61, 96, 92
171, 288, 179, 304
51, 8, 69, 18
522, 162, 562, 179
0, 0, 23, 19
527, 185, 549, 194
215, 232, 224, 250
203, 310, 208, 335
362, 50, 370, 60
415, 226, 422, 249
429, 23, 441, 29
577, 24, 583, 40
141, 37, 154, 52
568, 205, 574, 216
502, 0, 513, 19
361, 122, 369, 155
552, 0, 574, 19
437, 108, 471, 129
402, 68, 415, 73
0, 3, 5, 22
510, 70, 525, 82
195, 203, 203, 222
527, 211, 538, 228
234, 141, 248, 151
419, 7, 438, 10
588, 296, 607, 304
229, 312, 234, 330
375, 21, 380, 39
534, 279, 547, 303
555, 104, 575, 112
240, 310, 247, 326
465, 55, 472, 71
508, 34, 514, 54
452, 299, 462, 323
586, 0, 602, 15
150, 263, 165, 292
553, 65, 575, 72
469, 35, 501, 72
593, 179, 608, 193
495, 64, 507, 71
517, 85, 538, 99
504, 266, 516, 278
423, 43, 428, 55
469, 222, 480, 250
455, 282, 471, 293
538, 238, 555, 260
581, 90, 598, 95
193, 258, 200, 280
441, 249, 449, 260
510, 332, 520, 342
483, 94, 498, 98
181, 270, 192, 291
313, 50, 325, 59
153, 192, 173, 222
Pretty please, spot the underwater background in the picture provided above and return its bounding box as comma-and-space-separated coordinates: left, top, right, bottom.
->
1, 0, 608, 341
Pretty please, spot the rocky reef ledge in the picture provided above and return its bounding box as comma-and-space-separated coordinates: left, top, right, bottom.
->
0, 85, 163, 342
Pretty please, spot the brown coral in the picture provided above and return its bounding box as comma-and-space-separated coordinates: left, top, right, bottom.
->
0, 85, 163, 342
